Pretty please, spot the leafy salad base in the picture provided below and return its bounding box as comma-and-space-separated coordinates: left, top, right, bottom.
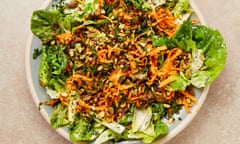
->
26, 0, 225, 144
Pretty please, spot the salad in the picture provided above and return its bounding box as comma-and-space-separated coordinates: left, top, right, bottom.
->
30, 0, 227, 143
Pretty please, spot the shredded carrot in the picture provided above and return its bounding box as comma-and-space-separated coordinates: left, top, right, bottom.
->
151, 7, 178, 38
159, 76, 177, 88
43, 0, 197, 122
56, 31, 73, 44
42, 99, 59, 107
149, 45, 167, 56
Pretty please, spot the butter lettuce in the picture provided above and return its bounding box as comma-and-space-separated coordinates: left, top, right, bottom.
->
143, 120, 168, 143
59, 11, 85, 31
191, 25, 227, 87
128, 106, 168, 143
173, 0, 191, 17
31, 10, 62, 41
128, 120, 168, 144
119, 104, 135, 125
38, 45, 50, 87
31, 0, 97, 42
168, 20, 196, 52
69, 118, 105, 141
152, 35, 167, 47
50, 104, 69, 128
39, 45, 68, 91
83, 0, 96, 14
170, 20, 227, 88
190, 71, 210, 88
170, 73, 190, 91
124, 0, 151, 11
32, 0, 227, 143
31, 10, 85, 41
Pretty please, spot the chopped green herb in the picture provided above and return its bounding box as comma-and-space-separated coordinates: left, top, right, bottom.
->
33, 48, 42, 59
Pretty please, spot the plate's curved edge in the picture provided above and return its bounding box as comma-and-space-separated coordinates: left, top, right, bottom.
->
25, 0, 210, 144
190, 0, 207, 25
40, 0, 53, 9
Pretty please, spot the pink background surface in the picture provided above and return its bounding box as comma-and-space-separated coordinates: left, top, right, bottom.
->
0, 0, 239, 143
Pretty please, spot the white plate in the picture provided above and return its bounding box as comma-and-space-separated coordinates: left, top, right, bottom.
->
25, 0, 209, 143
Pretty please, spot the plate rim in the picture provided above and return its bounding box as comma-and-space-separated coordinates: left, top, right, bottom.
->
25, 0, 210, 143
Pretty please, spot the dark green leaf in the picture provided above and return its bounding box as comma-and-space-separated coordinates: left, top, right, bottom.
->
33, 48, 42, 59
152, 103, 165, 119
169, 20, 194, 52
152, 35, 167, 47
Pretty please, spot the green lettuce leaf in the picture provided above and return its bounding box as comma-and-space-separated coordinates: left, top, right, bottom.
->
142, 120, 168, 143
124, 0, 151, 11
151, 103, 166, 120
169, 20, 227, 88
50, 104, 69, 129
59, 11, 85, 31
152, 35, 167, 47
128, 105, 168, 143
190, 71, 211, 88
31, 10, 86, 41
119, 104, 135, 125
173, 0, 191, 17
83, 0, 97, 14
170, 73, 190, 91
128, 120, 168, 143
191, 25, 227, 87
168, 20, 196, 52
69, 118, 105, 141
31, 10, 62, 41
39, 45, 68, 91
165, 0, 178, 9
39, 45, 50, 87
